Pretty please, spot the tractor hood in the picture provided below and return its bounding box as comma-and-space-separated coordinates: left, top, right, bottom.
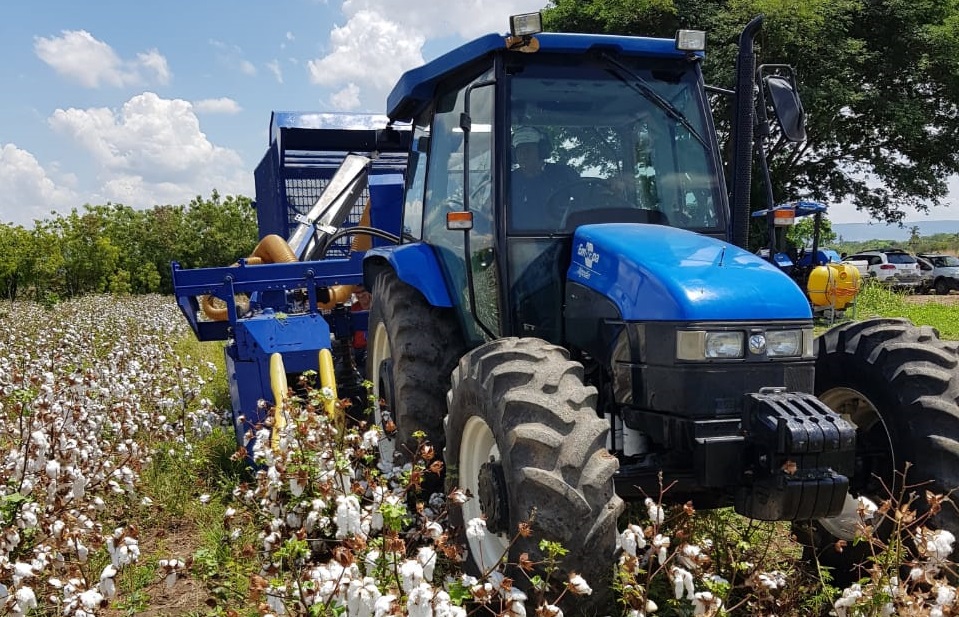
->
568, 224, 812, 321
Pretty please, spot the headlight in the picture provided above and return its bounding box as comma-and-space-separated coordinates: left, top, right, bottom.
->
766, 329, 803, 357
677, 330, 745, 360
676, 328, 810, 360
704, 331, 744, 358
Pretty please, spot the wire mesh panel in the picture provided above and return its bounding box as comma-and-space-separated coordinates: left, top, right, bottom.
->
283, 175, 370, 259
280, 151, 406, 258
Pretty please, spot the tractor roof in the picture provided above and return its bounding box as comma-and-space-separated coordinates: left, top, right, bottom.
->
386, 32, 697, 122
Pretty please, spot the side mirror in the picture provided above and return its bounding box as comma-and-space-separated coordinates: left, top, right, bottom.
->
759, 66, 806, 143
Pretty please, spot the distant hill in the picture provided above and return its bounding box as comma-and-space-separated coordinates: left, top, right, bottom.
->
832, 220, 959, 243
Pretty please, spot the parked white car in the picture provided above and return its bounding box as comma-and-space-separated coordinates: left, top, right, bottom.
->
917, 253, 959, 295
844, 249, 922, 289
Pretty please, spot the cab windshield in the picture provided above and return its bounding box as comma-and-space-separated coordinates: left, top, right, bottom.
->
508, 56, 724, 235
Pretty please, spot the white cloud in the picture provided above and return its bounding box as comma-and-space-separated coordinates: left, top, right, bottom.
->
266, 60, 283, 84
308, 10, 424, 94
329, 84, 361, 110
34, 30, 170, 88
0, 143, 78, 226
136, 50, 171, 85
193, 97, 242, 114
307, 1, 545, 110
342, 0, 546, 39
47, 92, 250, 207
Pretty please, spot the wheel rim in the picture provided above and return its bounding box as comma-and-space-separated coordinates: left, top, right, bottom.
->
818, 386, 896, 540
460, 416, 509, 572
369, 321, 396, 465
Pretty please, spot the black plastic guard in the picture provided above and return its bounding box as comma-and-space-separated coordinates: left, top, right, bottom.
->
735, 390, 856, 520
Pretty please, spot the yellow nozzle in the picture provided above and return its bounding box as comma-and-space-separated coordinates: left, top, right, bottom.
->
269, 353, 288, 452
319, 348, 343, 432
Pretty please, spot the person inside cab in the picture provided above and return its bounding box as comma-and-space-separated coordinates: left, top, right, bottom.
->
510, 126, 578, 229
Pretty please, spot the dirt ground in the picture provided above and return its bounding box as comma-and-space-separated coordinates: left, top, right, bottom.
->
102, 521, 215, 617
902, 290, 959, 304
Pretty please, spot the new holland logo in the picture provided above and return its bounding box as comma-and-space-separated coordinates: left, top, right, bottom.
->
577, 242, 600, 269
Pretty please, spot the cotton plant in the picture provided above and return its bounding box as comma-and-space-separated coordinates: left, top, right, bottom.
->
0, 295, 214, 614
228, 367, 604, 617
613, 489, 834, 617
788, 465, 959, 617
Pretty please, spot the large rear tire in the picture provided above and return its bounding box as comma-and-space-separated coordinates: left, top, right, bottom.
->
445, 338, 623, 610
800, 318, 959, 582
367, 269, 467, 467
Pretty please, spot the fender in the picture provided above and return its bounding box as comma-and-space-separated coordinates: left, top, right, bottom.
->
568, 223, 811, 321
364, 243, 453, 307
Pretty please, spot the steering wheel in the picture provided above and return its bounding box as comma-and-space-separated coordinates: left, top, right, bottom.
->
468, 177, 492, 209
545, 178, 633, 227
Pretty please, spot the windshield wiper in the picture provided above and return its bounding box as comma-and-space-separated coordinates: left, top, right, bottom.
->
596, 51, 709, 149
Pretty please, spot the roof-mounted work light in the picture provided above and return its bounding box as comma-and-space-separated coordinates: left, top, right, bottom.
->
675, 29, 706, 51
506, 12, 543, 52
509, 12, 543, 37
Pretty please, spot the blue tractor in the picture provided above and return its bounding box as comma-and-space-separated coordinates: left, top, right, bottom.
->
364, 12, 959, 590
175, 12, 959, 599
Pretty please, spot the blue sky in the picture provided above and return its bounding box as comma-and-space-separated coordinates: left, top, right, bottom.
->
0, 0, 545, 226
1, 1, 956, 228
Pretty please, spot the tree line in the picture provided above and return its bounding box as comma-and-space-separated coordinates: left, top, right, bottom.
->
0, 191, 258, 304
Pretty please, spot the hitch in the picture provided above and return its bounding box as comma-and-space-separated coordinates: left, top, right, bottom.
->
736, 389, 856, 520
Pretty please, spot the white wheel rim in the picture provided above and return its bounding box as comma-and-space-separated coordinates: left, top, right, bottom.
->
817, 386, 893, 540
369, 321, 395, 466
461, 416, 509, 572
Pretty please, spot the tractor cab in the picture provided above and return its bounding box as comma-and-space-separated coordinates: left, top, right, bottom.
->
381, 16, 728, 345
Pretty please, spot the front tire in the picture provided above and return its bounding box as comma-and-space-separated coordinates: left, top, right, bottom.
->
445, 338, 623, 609
367, 269, 467, 467
802, 318, 959, 581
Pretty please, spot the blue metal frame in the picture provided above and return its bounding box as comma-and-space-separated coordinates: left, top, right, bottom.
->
171, 254, 365, 341
171, 255, 365, 450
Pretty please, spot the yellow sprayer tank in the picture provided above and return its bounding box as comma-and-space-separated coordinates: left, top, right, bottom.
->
807, 263, 862, 310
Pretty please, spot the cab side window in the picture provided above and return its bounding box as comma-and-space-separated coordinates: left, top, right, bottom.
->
402, 122, 430, 240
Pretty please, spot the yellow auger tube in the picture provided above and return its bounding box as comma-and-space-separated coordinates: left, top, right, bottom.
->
269, 353, 288, 452
200, 234, 296, 321
319, 348, 343, 432
253, 233, 298, 264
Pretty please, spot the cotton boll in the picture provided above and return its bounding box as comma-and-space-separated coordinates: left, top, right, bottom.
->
12, 562, 34, 585
567, 573, 592, 596
99, 565, 118, 599
407, 583, 434, 617
15, 586, 38, 613
374, 594, 396, 617
399, 559, 424, 592
79, 588, 104, 610
417, 546, 436, 581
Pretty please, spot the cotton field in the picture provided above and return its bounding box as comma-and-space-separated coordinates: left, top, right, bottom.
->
1, 296, 957, 617
0, 296, 221, 615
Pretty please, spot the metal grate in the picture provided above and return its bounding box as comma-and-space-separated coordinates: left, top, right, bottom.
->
283, 177, 369, 258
